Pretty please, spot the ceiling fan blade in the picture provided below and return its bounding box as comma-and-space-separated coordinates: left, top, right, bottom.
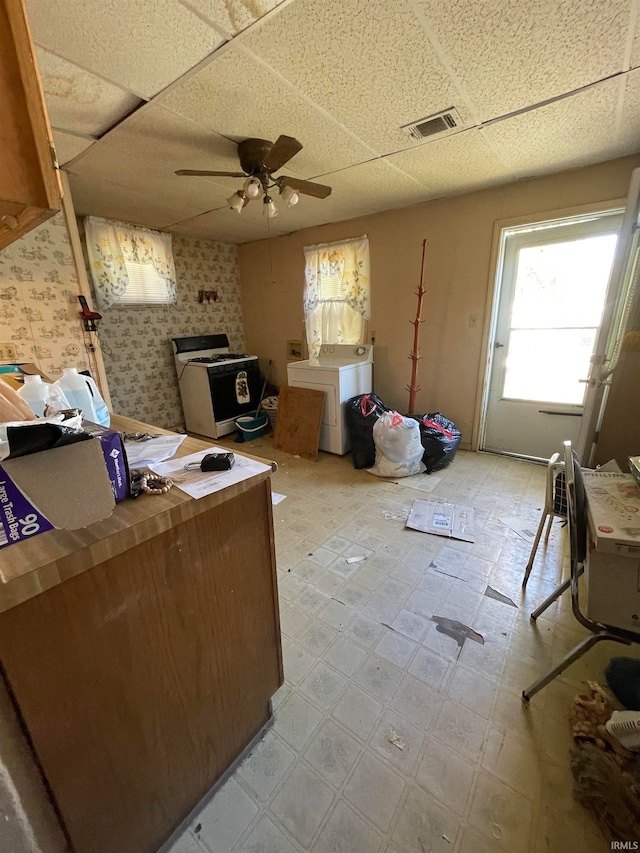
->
263, 136, 303, 172
279, 176, 332, 199
175, 169, 246, 177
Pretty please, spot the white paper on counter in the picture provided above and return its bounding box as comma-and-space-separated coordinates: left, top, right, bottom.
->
124, 434, 186, 467
151, 447, 271, 499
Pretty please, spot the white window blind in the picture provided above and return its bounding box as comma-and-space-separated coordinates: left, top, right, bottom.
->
318, 271, 342, 300
117, 260, 174, 305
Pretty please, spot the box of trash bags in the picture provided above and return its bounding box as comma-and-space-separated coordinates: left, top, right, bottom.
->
0, 387, 128, 549
345, 394, 461, 477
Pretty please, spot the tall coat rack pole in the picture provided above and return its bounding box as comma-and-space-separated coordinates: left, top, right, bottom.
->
406, 239, 427, 414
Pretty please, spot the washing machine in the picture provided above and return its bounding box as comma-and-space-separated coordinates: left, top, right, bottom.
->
287, 344, 373, 455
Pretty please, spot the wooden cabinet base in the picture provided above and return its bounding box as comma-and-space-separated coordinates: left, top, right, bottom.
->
0, 479, 282, 853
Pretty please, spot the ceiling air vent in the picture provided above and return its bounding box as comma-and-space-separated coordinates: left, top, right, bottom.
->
401, 108, 462, 141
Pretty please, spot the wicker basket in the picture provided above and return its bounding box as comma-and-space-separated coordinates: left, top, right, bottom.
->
261, 396, 278, 431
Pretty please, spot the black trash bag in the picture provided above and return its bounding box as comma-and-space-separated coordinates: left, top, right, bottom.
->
408, 412, 462, 474
346, 393, 389, 469
6, 420, 89, 459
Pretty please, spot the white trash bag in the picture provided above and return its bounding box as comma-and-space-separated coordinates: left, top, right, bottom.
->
368, 411, 424, 478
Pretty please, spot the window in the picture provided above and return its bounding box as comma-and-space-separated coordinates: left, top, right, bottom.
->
84, 216, 177, 310
116, 260, 174, 306
303, 236, 370, 363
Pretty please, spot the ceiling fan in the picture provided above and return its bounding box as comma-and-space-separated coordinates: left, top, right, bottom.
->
175, 135, 332, 218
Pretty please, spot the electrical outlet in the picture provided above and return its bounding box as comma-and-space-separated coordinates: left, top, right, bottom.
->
0, 342, 18, 361
469, 313, 479, 328
65, 343, 80, 356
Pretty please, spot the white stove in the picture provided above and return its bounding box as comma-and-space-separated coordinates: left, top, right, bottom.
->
172, 334, 261, 438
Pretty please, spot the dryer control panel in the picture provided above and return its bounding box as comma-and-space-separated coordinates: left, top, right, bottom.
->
317, 344, 373, 365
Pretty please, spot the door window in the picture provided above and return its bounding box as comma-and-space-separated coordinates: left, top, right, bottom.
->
503, 234, 618, 405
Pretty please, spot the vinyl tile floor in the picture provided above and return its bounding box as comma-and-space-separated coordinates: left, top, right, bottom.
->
168, 442, 630, 853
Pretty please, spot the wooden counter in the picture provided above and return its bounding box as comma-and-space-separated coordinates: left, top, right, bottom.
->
0, 415, 283, 853
0, 415, 276, 612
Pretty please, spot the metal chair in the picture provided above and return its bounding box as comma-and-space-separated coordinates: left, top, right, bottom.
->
522, 440, 640, 702
522, 452, 566, 587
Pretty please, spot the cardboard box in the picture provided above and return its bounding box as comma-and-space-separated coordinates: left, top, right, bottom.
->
586, 538, 640, 629
582, 471, 640, 554
0, 363, 52, 391
0, 438, 115, 549
405, 499, 475, 543
82, 420, 129, 503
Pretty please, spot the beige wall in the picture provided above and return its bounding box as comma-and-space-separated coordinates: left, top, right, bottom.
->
239, 154, 640, 447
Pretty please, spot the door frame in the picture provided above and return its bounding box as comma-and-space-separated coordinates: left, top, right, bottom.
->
472, 198, 626, 456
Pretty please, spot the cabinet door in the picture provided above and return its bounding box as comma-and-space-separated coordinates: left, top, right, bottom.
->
0, 0, 61, 250
0, 481, 283, 853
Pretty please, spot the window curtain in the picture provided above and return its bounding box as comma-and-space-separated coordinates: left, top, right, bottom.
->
303, 235, 370, 363
84, 216, 177, 310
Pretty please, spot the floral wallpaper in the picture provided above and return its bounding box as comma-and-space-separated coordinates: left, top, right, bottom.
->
92, 233, 246, 429
0, 213, 91, 379
0, 217, 247, 432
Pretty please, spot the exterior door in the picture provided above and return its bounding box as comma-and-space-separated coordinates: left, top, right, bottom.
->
482, 210, 622, 459
577, 168, 640, 465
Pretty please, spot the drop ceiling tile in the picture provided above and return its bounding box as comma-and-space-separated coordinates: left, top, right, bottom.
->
315, 160, 429, 212
630, 15, 640, 68
482, 78, 625, 178
26, 0, 225, 98
241, 0, 470, 155
385, 129, 511, 195
269, 192, 378, 229
183, 0, 287, 37
167, 208, 289, 242
413, 0, 629, 122
67, 173, 203, 230
52, 130, 94, 166
616, 69, 640, 155
162, 46, 377, 177
168, 187, 376, 241
69, 106, 241, 208
35, 47, 140, 137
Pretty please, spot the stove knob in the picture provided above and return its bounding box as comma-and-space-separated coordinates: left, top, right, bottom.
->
356, 346, 366, 356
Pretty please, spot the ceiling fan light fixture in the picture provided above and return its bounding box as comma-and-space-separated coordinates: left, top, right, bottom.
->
227, 191, 245, 213
243, 177, 263, 200
280, 184, 299, 207
264, 196, 278, 218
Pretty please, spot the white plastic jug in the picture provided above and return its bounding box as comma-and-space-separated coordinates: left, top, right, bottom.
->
18, 374, 70, 418
55, 368, 110, 426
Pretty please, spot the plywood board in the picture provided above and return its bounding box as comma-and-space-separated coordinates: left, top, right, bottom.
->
273, 386, 325, 461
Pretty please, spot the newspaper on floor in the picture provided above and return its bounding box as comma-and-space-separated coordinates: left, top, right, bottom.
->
151, 447, 271, 499
405, 498, 475, 542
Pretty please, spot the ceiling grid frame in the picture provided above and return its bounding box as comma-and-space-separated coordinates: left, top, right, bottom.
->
24, 0, 640, 242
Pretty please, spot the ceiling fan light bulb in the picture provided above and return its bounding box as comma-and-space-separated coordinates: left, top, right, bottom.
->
243, 177, 263, 199
280, 185, 299, 207
264, 196, 279, 218
227, 191, 245, 213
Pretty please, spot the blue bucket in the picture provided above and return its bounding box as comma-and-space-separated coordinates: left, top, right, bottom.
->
235, 412, 269, 440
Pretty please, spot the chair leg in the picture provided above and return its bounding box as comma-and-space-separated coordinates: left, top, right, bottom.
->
530, 577, 571, 620
543, 513, 554, 543
522, 511, 548, 588
522, 632, 631, 702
